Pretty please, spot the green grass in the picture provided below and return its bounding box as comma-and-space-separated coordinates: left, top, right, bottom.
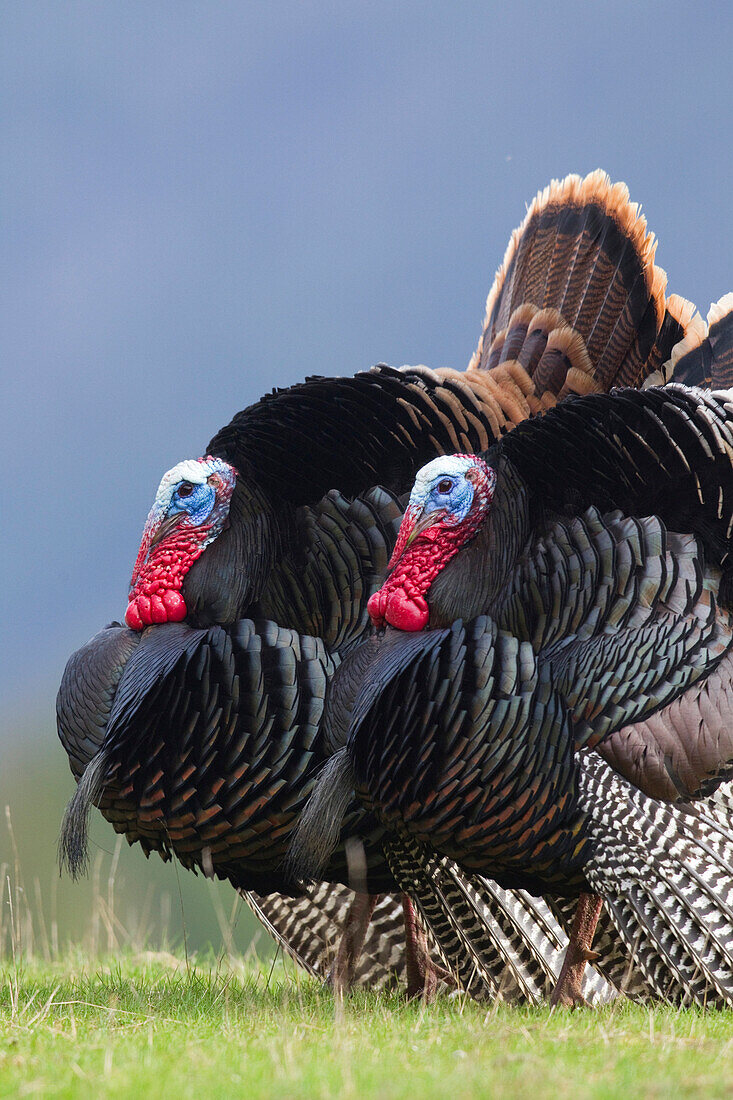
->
2, 954, 733, 1098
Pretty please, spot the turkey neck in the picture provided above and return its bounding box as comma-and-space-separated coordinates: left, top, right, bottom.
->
182, 467, 289, 626
427, 455, 531, 627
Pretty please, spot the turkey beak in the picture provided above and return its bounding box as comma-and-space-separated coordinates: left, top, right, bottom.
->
392, 506, 447, 565
149, 512, 185, 549
406, 507, 446, 547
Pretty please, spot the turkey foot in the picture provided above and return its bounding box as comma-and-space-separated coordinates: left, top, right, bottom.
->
548, 893, 598, 1007
550, 892, 603, 1008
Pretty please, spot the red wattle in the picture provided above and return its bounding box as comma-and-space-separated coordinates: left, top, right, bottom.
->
125, 590, 188, 631
385, 591, 429, 631
162, 590, 187, 620
149, 595, 168, 624
126, 519, 212, 631
368, 587, 428, 632
125, 601, 143, 631
367, 590, 387, 628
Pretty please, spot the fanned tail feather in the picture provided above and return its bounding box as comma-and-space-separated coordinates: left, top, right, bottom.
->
466, 171, 700, 404
662, 293, 733, 389
640, 295, 703, 387
708, 294, 733, 389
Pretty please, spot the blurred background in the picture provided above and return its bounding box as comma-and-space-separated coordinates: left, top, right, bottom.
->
2, 1, 732, 959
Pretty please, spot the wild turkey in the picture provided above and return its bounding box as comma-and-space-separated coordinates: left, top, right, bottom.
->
59, 485, 621, 1002
58, 171, 701, 1001
291, 355, 733, 1004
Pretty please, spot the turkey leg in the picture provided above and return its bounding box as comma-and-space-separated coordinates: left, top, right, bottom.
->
402, 893, 455, 999
549, 891, 603, 1007
329, 891, 381, 996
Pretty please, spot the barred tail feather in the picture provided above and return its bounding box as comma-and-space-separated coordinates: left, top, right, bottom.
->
241, 886, 407, 989
640, 295, 703, 388
385, 838, 531, 1001
581, 756, 733, 1005
246, 855, 622, 1003
470, 882, 619, 1005
385, 838, 615, 1004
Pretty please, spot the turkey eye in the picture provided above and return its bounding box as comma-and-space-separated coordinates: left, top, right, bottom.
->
177, 482, 195, 498
437, 479, 453, 494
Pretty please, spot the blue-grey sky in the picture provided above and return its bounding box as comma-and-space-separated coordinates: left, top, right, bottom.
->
3, 1, 733, 724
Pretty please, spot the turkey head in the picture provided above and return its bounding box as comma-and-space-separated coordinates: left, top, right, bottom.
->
125, 456, 239, 630
367, 452, 528, 631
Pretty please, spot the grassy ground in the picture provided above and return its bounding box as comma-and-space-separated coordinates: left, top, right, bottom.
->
2, 954, 733, 1098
